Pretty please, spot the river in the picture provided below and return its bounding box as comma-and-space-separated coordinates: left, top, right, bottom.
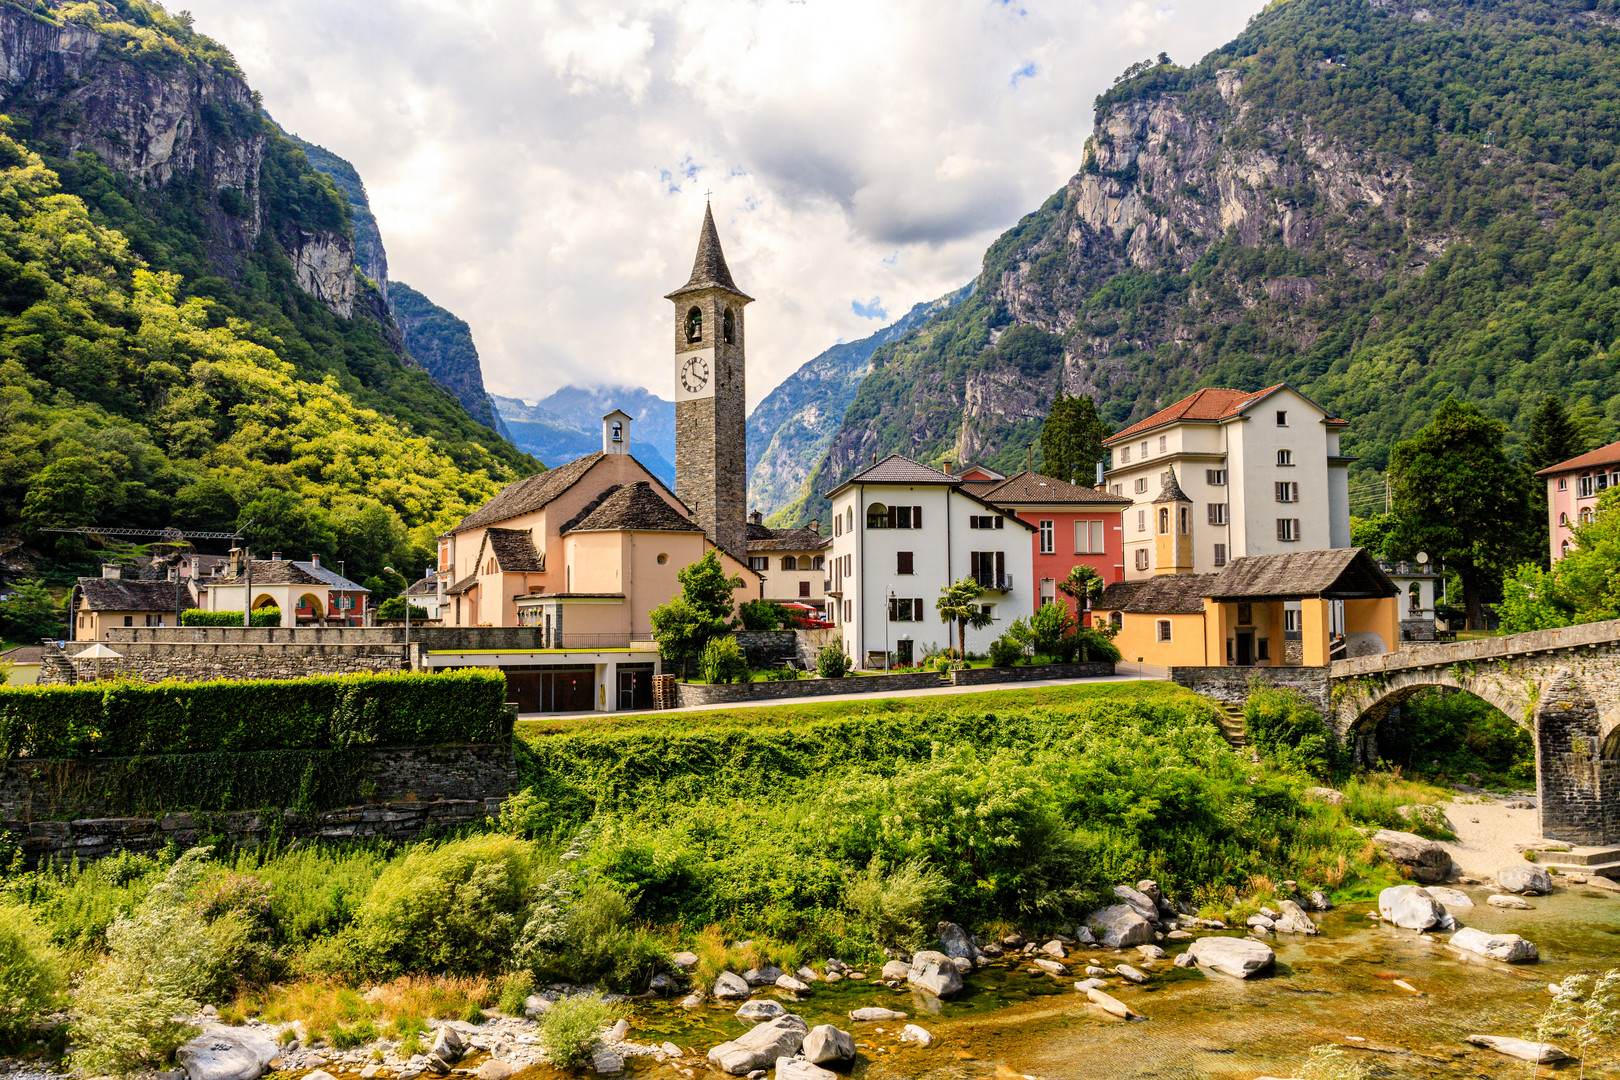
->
606, 882, 1620, 1080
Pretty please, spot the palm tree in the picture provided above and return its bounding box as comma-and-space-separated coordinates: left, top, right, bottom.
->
936, 577, 994, 658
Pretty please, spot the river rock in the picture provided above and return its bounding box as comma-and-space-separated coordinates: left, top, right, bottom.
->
1084, 965, 1110, 977
1303, 786, 1345, 805
777, 973, 811, 994
1173, 952, 1197, 969
881, 960, 910, 982
937, 921, 979, 960
477, 1063, 517, 1080
524, 994, 553, 1017
1040, 939, 1066, 958
177, 1024, 282, 1080
432, 1025, 466, 1061
907, 951, 963, 997
1274, 899, 1319, 935
1085, 987, 1142, 1019
1397, 803, 1455, 834
744, 965, 786, 986
1379, 885, 1456, 931
899, 1024, 934, 1046
1137, 944, 1167, 960
1088, 904, 1155, 948
1466, 1035, 1569, 1063
1307, 890, 1333, 911
1113, 884, 1161, 924
775, 1059, 836, 1080
679, 991, 706, 1008
1247, 914, 1276, 931
1451, 927, 1539, 963
801, 1025, 855, 1065
1033, 958, 1066, 976
1074, 978, 1106, 990
796, 966, 821, 981
1115, 964, 1148, 984
1488, 893, 1533, 908
1373, 830, 1454, 883
737, 1000, 788, 1021
672, 951, 700, 971
850, 1007, 906, 1022
713, 972, 752, 1000
1497, 866, 1553, 895
591, 1050, 624, 1075
1185, 937, 1275, 979
1424, 886, 1474, 908
707, 1016, 810, 1075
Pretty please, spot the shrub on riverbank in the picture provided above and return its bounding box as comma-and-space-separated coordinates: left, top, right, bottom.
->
0, 903, 63, 1044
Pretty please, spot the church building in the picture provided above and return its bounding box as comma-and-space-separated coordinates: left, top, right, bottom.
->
427, 206, 761, 710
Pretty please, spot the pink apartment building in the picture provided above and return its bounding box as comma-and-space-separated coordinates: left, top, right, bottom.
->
1536, 439, 1620, 561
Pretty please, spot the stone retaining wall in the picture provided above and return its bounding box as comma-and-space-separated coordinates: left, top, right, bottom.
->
674, 671, 947, 707
1168, 665, 1332, 715
733, 631, 800, 669
949, 662, 1115, 685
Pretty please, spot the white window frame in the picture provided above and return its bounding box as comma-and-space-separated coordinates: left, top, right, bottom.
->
1208, 503, 1227, 525
1075, 519, 1104, 553
1275, 482, 1299, 503
1137, 509, 1147, 532
1276, 409, 1288, 427
1207, 469, 1227, 486
1134, 548, 1150, 571
1277, 518, 1300, 542
1135, 477, 1148, 494
1277, 449, 1294, 467
1039, 520, 1055, 554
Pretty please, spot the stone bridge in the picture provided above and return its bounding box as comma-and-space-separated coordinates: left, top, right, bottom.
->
1330, 618, 1620, 845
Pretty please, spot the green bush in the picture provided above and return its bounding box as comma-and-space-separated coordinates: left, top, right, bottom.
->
844, 859, 948, 951
538, 991, 613, 1067
0, 903, 64, 1043
181, 608, 282, 627
498, 970, 535, 1015
1071, 628, 1121, 664
1244, 678, 1335, 775
816, 643, 852, 678
987, 634, 1024, 667
737, 600, 792, 631
0, 669, 511, 758
341, 834, 546, 978
700, 637, 749, 684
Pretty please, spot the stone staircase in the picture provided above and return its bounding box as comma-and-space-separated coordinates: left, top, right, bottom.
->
1214, 703, 1247, 748
1542, 845, 1620, 880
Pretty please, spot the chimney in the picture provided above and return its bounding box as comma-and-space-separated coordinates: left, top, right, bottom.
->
942, 460, 953, 475
871, 452, 877, 465
101, 564, 121, 579
227, 547, 243, 576
270, 552, 282, 561
311, 554, 321, 567
750, 510, 763, 526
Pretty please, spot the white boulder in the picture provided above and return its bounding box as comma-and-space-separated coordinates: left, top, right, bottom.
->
176, 1025, 281, 1080
1451, 927, 1538, 963
707, 1016, 810, 1075
1185, 937, 1275, 979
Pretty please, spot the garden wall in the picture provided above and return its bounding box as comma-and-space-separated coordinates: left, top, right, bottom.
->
733, 631, 800, 669
674, 671, 946, 707
950, 662, 1115, 685
1169, 665, 1332, 714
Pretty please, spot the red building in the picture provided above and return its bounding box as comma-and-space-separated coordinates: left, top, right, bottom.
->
961, 470, 1131, 619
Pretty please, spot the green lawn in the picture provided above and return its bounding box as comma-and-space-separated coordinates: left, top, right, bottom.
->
515, 679, 1191, 738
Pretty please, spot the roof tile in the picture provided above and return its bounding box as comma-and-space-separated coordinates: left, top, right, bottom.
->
978, 470, 1131, 505
1534, 438, 1620, 477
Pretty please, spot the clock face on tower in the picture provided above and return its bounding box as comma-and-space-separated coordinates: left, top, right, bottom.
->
674, 348, 716, 401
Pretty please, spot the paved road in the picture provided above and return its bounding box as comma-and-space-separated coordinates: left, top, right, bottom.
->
520, 666, 1165, 720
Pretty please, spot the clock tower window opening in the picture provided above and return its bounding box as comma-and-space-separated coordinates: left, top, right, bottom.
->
685, 306, 702, 343
723, 307, 735, 344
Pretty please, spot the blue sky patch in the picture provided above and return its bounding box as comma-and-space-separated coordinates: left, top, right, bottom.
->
1011, 61, 1037, 87
852, 297, 887, 320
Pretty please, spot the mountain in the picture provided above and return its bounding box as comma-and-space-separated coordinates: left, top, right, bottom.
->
746, 286, 970, 522
0, 0, 535, 580
492, 387, 677, 487
772, 0, 1620, 528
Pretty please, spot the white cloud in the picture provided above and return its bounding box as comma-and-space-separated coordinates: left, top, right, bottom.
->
183, 0, 1259, 409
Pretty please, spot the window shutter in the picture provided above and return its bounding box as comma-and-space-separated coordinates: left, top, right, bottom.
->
1277, 519, 1286, 541
996, 551, 1005, 579
1092, 521, 1104, 552
1292, 482, 1299, 502
913, 506, 922, 528
912, 598, 923, 620
1207, 504, 1217, 524
1293, 518, 1301, 539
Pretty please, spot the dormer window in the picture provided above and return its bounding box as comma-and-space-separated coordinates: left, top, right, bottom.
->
723, 307, 736, 344
685, 306, 703, 342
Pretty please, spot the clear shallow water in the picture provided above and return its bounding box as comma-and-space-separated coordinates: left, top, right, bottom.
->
481, 883, 1620, 1080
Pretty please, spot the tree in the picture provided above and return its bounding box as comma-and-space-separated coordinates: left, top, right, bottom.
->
1040, 389, 1110, 486
0, 579, 64, 641
649, 550, 743, 678
1055, 565, 1104, 612
1497, 563, 1572, 634
378, 597, 428, 621
1389, 399, 1531, 629
1349, 513, 1402, 562
237, 490, 336, 562
1524, 396, 1586, 472
936, 578, 993, 658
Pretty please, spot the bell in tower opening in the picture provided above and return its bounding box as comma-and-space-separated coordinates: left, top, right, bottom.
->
665, 203, 752, 559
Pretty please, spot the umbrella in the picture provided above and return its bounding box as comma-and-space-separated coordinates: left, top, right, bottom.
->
71, 642, 123, 682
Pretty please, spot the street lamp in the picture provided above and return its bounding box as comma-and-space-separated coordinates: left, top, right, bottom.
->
383, 566, 411, 669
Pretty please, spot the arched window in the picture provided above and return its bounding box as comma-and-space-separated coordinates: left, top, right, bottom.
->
1581, 507, 1594, 524
685, 306, 703, 342
723, 308, 736, 344
1560, 512, 1570, 526
1158, 507, 1170, 534
1408, 581, 1422, 614
782, 556, 798, 571
611, 421, 623, 443
867, 503, 890, 529
811, 555, 824, 570
1110, 611, 1123, 630
1562, 539, 1571, 556
1179, 506, 1191, 535
846, 508, 854, 532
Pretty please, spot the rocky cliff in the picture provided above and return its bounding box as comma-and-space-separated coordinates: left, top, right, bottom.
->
773, 0, 1620, 527
389, 283, 503, 432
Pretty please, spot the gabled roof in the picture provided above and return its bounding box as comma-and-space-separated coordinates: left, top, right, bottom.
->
665, 203, 753, 301
1205, 547, 1396, 601
747, 525, 831, 552
484, 527, 546, 572
76, 578, 195, 613
1097, 575, 1217, 615
406, 576, 437, 598
446, 572, 479, 596
292, 561, 369, 593
1534, 439, 1620, 477
977, 470, 1131, 506
824, 454, 961, 498
450, 453, 604, 533
210, 560, 325, 587
563, 482, 704, 534
1105, 383, 1347, 445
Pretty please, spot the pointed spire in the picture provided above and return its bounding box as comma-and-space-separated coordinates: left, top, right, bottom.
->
1153, 465, 1190, 503
666, 202, 753, 300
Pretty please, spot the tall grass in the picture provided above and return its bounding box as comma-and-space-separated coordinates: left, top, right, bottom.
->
1338, 773, 1458, 840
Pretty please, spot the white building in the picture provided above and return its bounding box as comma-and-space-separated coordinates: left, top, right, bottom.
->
1103, 384, 1352, 581
824, 455, 1036, 666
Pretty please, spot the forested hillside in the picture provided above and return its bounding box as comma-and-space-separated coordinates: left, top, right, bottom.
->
775, 0, 1620, 527
0, 0, 535, 577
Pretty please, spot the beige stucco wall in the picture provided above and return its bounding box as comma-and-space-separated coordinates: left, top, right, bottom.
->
1102, 610, 1208, 668
758, 548, 827, 605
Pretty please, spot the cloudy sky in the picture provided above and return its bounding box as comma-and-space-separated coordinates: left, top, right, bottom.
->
184, 0, 1259, 409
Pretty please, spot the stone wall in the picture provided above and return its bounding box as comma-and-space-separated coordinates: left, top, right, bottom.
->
674, 671, 946, 707
734, 631, 799, 669
1168, 665, 1332, 715
950, 662, 1115, 685
1534, 671, 1614, 846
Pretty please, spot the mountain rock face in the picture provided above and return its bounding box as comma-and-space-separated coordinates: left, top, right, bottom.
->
387, 282, 502, 431
746, 287, 968, 521
492, 387, 676, 487
292, 134, 388, 295
774, 0, 1620, 527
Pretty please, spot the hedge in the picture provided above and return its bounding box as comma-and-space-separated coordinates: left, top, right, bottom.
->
181, 609, 282, 627
0, 669, 512, 758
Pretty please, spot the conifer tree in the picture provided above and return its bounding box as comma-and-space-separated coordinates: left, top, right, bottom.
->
1040, 389, 1109, 485
1525, 396, 1585, 472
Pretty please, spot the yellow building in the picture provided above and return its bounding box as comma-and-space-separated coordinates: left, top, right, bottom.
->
69, 571, 194, 641
1096, 547, 1399, 670
745, 512, 829, 614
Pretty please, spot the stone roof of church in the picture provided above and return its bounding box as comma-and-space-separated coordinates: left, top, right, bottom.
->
483, 527, 546, 572
450, 454, 605, 533
665, 203, 753, 301
747, 525, 830, 552
562, 482, 704, 534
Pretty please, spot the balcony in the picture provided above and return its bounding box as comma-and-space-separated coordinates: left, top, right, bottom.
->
974, 574, 1015, 593
824, 579, 842, 596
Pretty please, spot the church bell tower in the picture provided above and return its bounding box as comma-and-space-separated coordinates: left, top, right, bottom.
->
666, 203, 752, 558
